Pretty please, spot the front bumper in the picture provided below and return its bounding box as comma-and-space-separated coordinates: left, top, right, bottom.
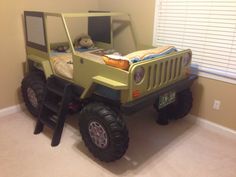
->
121, 74, 198, 115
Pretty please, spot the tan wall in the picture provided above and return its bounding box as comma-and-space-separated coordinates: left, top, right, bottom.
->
0, 0, 99, 109
98, 0, 236, 130
191, 77, 236, 130
99, 0, 156, 46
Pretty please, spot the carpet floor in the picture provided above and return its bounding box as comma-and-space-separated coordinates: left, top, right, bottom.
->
0, 107, 236, 177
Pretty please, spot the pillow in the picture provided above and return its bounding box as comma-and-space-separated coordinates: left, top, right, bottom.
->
102, 54, 130, 70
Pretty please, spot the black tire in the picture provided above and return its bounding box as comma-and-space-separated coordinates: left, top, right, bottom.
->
21, 72, 45, 117
78, 102, 129, 162
171, 89, 193, 119
155, 109, 170, 125
154, 89, 193, 123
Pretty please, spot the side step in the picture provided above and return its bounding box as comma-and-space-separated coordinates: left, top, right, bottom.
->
34, 76, 73, 146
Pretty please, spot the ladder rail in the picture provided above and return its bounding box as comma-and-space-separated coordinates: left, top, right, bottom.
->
34, 76, 73, 146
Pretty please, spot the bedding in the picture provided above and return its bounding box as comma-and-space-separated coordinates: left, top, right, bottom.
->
50, 46, 177, 79
102, 46, 177, 70
50, 49, 106, 79
51, 53, 73, 79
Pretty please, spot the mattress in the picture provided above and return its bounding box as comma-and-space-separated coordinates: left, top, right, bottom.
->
50, 46, 176, 78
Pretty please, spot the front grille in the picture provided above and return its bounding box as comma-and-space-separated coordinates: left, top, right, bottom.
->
146, 56, 183, 91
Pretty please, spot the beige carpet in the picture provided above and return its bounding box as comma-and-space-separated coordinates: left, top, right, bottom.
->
0, 107, 236, 177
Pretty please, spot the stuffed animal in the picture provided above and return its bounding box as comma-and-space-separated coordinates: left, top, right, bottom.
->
55, 45, 69, 52
74, 35, 94, 49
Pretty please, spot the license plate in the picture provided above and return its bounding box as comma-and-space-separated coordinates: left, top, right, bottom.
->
158, 91, 176, 109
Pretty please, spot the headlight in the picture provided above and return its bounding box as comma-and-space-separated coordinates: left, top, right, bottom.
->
183, 52, 192, 66
134, 67, 145, 84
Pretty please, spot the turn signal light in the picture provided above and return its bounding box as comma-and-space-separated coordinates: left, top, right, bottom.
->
132, 90, 140, 98
185, 67, 191, 76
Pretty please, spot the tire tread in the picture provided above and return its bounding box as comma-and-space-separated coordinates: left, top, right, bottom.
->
79, 102, 129, 162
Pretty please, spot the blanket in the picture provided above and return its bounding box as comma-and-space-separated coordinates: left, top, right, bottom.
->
103, 46, 177, 70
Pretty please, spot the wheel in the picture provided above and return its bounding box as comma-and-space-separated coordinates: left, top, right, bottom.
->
78, 102, 129, 162
155, 108, 170, 125
171, 89, 193, 119
154, 89, 193, 124
21, 72, 45, 117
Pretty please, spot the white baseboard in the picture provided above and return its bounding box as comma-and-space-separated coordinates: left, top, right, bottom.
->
0, 104, 24, 118
189, 114, 236, 137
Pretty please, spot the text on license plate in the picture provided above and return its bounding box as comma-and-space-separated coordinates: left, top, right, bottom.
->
158, 91, 176, 109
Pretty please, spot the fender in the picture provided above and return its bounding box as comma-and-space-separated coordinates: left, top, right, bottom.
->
27, 55, 53, 78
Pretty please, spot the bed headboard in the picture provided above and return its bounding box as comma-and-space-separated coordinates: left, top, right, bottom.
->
88, 11, 113, 49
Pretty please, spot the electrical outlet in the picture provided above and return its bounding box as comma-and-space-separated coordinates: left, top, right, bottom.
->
213, 100, 221, 110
